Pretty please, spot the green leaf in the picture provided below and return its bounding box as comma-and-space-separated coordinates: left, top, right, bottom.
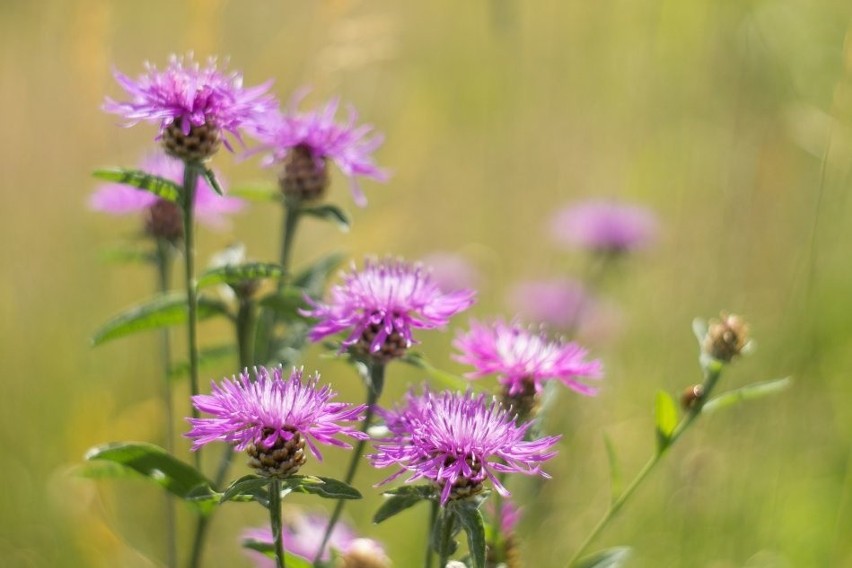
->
220, 474, 272, 504
197, 262, 284, 289
91, 292, 231, 346
241, 540, 313, 568
452, 501, 486, 568
400, 352, 473, 391
201, 167, 223, 196
603, 433, 622, 504
373, 485, 435, 523
702, 377, 793, 414
168, 344, 237, 380
229, 184, 281, 202
654, 390, 678, 452
300, 204, 351, 232
92, 168, 181, 202
293, 252, 347, 297
258, 288, 311, 322
284, 475, 362, 500
575, 546, 632, 568
83, 442, 213, 505
98, 244, 156, 265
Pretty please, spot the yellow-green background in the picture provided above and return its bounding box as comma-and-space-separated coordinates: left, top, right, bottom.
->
2, 0, 852, 566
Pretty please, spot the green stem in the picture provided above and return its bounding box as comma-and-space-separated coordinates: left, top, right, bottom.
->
567, 366, 722, 566
270, 479, 287, 568
188, 516, 210, 568
425, 500, 438, 568
313, 362, 385, 567
279, 202, 302, 287
181, 162, 202, 470
154, 239, 177, 568
438, 508, 456, 568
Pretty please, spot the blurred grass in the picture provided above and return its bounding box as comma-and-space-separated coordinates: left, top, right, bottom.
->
1, 0, 852, 566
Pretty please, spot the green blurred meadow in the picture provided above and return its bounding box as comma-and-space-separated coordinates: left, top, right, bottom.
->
2, 0, 852, 566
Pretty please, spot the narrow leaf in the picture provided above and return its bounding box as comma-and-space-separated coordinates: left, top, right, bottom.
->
702, 377, 793, 414
83, 442, 213, 501
373, 485, 435, 523
293, 253, 347, 297
400, 352, 473, 391
242, 540, 313, 568
453, 502, 486, 568
654, 390, 678, 452
603, 433, 622, 503
300, 204, 351, 232
168, 344, 237, 380
99, 244, 156, 265
220, 475, 272, 504
229, 184, 281, 202
92, 292, 230, 346
92, 168, 181, 202
197, 262, 283, 289
284, 475, 362, 500
575, 546, 633, 568
259, 288, 311, 322
201, 167, 223, 196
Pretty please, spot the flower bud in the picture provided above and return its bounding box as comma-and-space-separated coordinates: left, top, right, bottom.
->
337, 538, 391, 568
680, 384, 704, 410
144, 199, 183, 242
162, 120, 222, 163
703, 312, 749, 362
279, 143, 329, 203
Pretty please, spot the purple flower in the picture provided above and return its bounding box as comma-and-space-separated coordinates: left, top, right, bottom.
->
185, 366, 366, 477
507, 278, 590, 331
420, 251, 481, 293
303, 258, 476, 361
89, 152, 244, 229
253, 92, 388, 206
243, 511, 388, 566
550, 199, 658, 254
453, 320, 603, 397
370, 388, 560, 505
104, 53, 276, 158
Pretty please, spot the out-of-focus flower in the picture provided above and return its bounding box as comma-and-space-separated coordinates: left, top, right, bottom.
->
506, 278, 590, 331
185, 366, 366, 478
89, 152, 244, 238
302, 258, 476, 362
550, 199, 657, 254
454, 319, 603, 397
420, 252, 481, 293
104, 53, 276, 161
253, 92, 388, 205
243, 511, 390, 567
369, 388, 560, 505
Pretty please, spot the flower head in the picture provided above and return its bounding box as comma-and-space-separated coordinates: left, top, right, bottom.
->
506, 278, 590, 331
243, 511, 389, 567
104, 53, 276, 161
420, 251, 481, 293
370, 388, 560, 505
254, 92, 388, 206
185, 366, 366, 477
454, 319, 603, 397
90, 152, 244, 237
550, 199, 657, 254
303, 258, 476, 362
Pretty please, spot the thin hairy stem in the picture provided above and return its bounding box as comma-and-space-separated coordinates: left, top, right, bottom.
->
181, 162, 202, 469
270, 479, 287, 568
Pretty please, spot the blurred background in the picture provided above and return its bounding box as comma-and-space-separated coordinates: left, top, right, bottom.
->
2, 0, 852, 566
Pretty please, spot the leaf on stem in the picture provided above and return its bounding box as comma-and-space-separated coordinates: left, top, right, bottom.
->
168, 344, 237, 380
98, 244, 156, 265
259, 288, 311, 322
293, 252, 347, 297
452, 501, 486, 568
284, 475, 362, 500
241, 541, 313, 568
200, 167, 224, 196
92, 168, 181, 202
300, 204, 351, 232
400, 352, 473, 391
197, 262, 284, 289
229, 184, 281, 202
654, 390, 678, 452
91, 292, 231, 346
373, 485, 436, 523
575, 546, 632, 568
702, 377, 793, 414
220, 474, 272, 504
81, 442, 214, 509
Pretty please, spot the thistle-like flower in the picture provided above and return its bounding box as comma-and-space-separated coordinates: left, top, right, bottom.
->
90, 152, 243, 240
104, 53, 276, 162
506, 278, 590, 331
550, 199, 657, 255
243, 511, 390, 567
185, 366, 366, 478
253, 93, 388, 205
369, 388, 560, 505
303, 258, 476, 362
454, 320, 602, 420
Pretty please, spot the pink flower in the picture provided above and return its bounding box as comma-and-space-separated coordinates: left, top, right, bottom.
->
550, 199, 658, 254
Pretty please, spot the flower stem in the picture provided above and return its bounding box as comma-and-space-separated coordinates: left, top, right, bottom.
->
425, 500, 438, 568
438, 507, 456, 568
270, 479, 287, 568
188, 516, 210, 568
567, 366, 723, 566
154, 238, 177, 568
181, 162, 202, 470
313, 361, 385, 566
279, 201, 302, 287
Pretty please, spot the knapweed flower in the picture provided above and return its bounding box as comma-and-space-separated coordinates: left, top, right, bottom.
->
507, 278, 590, 331
550, 199, 657, 254
104, 53, 276, 162
90, 152, 243, 239
370, 388, 560, 505
454, 320, 602, 420
185, 366, 366, 478
253, 92, 388, 205
243, 511, 390, 568
303, 258, 476, 362
420, 251, 481, 293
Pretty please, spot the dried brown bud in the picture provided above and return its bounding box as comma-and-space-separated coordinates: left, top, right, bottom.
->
703, 312, 749, 362
145, 199, 184, 242
680, 384, 704, 410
